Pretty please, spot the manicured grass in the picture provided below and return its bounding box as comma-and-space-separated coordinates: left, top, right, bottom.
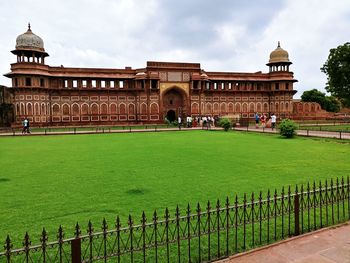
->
298, 124, 350, 132
1, 131, 349, 244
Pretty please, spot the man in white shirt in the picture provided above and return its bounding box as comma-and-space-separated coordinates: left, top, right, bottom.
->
271, 113, 277, 130
178, 116, 182, 129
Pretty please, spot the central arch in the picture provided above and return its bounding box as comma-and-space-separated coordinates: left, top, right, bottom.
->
166, 109, 176, 122
162, 87, 187, 122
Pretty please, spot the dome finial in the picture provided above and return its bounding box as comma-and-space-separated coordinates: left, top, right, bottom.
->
28, 23, 31, 31
278, 41, 280, 48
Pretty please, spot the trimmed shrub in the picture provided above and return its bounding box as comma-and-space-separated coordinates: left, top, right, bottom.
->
219, 118, 232, 131
278, 119, 297, 138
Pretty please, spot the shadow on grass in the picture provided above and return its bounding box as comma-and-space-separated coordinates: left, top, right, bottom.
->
0, 178, 10, 183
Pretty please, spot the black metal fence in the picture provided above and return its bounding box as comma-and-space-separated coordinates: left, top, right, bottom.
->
1, 177, 349, 262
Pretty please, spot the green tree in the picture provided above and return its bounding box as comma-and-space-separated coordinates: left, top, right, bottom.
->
301, 89, 326, 105
321, 42, 350, 106
301, 89, 340, 112
324, 96, 341, 112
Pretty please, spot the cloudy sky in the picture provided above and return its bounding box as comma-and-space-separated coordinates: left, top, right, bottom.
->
0, 0, 349, 98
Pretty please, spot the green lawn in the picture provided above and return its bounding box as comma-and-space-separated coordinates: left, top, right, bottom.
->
1, 131, 349, 245
298, 124, 350, 132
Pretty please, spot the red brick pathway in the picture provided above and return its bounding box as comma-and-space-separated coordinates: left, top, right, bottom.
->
217, 223, 350, 263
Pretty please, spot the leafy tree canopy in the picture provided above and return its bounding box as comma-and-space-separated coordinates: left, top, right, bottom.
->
301, 89, 340, 112
321, 42, 350, 106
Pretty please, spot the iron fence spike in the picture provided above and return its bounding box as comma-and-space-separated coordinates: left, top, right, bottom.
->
128, 215, 133, 226
197, 202, 201, 213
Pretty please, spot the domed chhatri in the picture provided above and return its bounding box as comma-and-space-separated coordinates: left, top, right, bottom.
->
11, 23, 49, 64
268, 41, 290, 64
267, 41, 292, 72
15, 23, 45, 52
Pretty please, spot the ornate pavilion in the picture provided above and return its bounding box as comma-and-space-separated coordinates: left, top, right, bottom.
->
4, 25, 299, 126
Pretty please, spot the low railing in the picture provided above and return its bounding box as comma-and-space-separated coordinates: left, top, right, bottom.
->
0, 124, 213, 136
1, 177, 349, 262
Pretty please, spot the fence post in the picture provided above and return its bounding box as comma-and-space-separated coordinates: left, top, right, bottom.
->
40, 228, 48, 263
128, 215, 134, 263
197, 203, 202, 262
142, 212, 147, 263
294, 186, 300, 236
186, 204, 191, 261
165, 208, 170, 263
339, 131, 342, 140
153, 211, 158, 263
207, 201, 212, 260
71, 223, 81, 263
175, 206, 181, 262
116, 216, 121, 263
23, 232, 31, 262
5, 235, 12, 263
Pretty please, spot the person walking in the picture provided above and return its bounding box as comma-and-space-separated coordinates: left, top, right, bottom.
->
255, 112, 260, 128
271, 113, 277, 130
22, 118, 28, 134
261, 113, 266, 128
178, 116, 182, 130
26, 118, 31, 134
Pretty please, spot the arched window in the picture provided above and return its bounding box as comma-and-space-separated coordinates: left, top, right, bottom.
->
213, 103, 219, 114
72, 104, 80, 116
140, 103, 147, 114
119, 103, 126, 115
91, 104, 99, 115
52, 104, 60, 116
206, 103, 212, 114
110, 103, 117, 114
101, 103, 108, 114
150, 103, 159, 114
27, 103, 33, 116
242, 103, 248, 112
228, 103, 234, 113
34, 103, 40, 115
263, 103, 268, 112
256, 103, 262, 112
191, 103, 199, 114
128, 104, 135, 115
81, 104, 89, 115
220, 103, 226, 114
235, 103, 241, 113
280, 102, 285, 112
275, 103, 279, 112
62, 104, 70, 115
249, 103, 255, 112
41, 103, 46, 115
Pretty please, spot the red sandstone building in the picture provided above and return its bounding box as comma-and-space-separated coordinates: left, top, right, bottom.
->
4, 25, 299, 127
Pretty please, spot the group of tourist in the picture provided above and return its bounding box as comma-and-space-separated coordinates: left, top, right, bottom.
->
21, 117, 31, 134
177, 116, 216, 128
255, 112, 277, 130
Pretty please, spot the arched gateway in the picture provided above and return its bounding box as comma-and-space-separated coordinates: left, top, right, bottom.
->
162, 87, 187, 122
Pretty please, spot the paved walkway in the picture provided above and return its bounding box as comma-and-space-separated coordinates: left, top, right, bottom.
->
218, 223, 350, 263
0, 126, 210, 136
0, 126, 349, 140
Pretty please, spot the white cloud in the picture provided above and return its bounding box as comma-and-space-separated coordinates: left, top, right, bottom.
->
1, 0, 349, 99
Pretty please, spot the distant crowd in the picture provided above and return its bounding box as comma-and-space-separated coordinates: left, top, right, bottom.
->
254, 112, 277, 130
176, 116, 218, 128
